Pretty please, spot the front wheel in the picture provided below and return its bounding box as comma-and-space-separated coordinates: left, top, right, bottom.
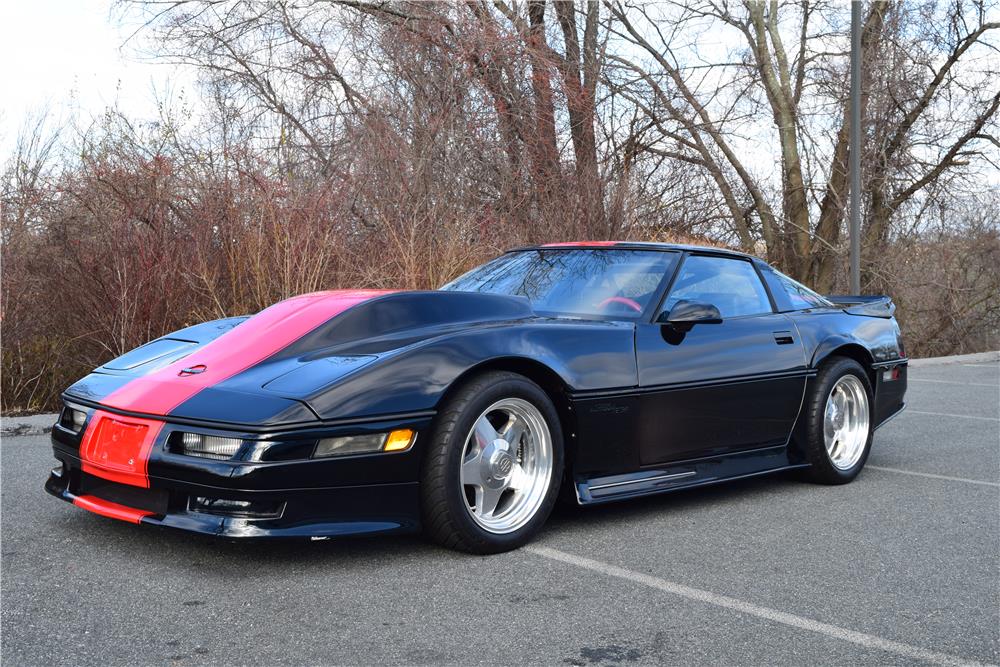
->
421, 371, 563, 554
800, 357, 874, 484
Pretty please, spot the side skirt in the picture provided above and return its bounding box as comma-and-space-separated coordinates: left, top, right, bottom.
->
575, 445, 809, 505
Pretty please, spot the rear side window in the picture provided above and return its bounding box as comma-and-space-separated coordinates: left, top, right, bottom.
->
662, 255, 772, 318
774, 271, 834, 310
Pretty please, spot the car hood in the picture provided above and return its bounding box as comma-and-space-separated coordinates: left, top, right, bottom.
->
65, 290, 536, 427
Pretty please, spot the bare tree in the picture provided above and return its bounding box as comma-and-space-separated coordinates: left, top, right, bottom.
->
129, 1, 620, 235
603, 0, 999, 289
4, 0, 998, 413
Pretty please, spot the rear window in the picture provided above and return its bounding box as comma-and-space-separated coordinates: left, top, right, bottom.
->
774, 271, 834, 310
102, 339, 196, 371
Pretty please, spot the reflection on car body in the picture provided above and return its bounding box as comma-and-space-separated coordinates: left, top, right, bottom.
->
47, 242, 906, 553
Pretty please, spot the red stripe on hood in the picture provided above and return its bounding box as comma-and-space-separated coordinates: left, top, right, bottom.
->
102, 290, 393, 416
74, 290, 390, 489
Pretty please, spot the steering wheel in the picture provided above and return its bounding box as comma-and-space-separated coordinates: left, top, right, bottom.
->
596, 296, 643, 313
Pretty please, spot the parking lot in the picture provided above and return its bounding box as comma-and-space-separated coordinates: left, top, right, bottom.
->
2, 355, 997, 666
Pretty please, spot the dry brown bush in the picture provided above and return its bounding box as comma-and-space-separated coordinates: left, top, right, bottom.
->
3, 1, 998, 413
0, 110, 708, 413
3, 121, 996, 413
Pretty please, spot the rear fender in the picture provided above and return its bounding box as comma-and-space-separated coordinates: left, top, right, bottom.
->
810, 336, 875, 372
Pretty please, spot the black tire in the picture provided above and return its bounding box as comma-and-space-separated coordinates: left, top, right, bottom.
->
420, 371, 564, 554
800, 356, 875, 484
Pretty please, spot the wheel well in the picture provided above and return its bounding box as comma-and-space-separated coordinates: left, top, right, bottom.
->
789, 343, 877, 462
438, 358, 578, 465
822, 344, 876, 386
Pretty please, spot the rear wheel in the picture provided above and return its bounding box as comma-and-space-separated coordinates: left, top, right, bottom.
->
421, 372, 563, 554
801, 357, 874, 484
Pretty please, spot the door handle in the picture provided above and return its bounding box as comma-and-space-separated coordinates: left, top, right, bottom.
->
773, 331, 794, 345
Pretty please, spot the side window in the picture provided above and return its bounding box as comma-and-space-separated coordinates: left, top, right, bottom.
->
662, 255, 773, 318
774, 270, 834, 310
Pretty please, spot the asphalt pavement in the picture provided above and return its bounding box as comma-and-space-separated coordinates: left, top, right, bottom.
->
2, 354, 997, 666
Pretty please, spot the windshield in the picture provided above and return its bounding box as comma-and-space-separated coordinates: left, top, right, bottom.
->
440, 249, 678, 318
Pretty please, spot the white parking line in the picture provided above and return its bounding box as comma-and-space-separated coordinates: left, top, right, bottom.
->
867, 465, 1000, 488
907, 410, 999, 422
909, 378, 999, 388
526, 545, 986, 667
962, 363, 999, 368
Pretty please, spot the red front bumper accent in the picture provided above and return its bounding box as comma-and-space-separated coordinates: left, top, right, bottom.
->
72, 494, 152, 524
78, 411, 164, 488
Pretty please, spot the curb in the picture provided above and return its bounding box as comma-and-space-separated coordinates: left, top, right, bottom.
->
908, 351, 999, 368
0, 413, 58, 438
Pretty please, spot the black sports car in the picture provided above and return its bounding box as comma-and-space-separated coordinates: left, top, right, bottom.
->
47, 243, 907, 553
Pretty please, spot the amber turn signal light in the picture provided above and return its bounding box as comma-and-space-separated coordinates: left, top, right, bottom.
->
383, 429, 415, 452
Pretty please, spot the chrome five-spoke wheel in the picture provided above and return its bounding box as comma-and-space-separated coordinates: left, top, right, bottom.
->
460, 398, 553, 534
823, 374, 870, 470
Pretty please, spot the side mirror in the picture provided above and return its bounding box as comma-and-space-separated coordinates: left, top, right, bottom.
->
657, 300, 723, 326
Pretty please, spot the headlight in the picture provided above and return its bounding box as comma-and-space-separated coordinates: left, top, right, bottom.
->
314, 429, 415, 458
170, 428, 416, 461
178, 433, 244, 460
60, 404, 88, 433
314, 433, 386, 457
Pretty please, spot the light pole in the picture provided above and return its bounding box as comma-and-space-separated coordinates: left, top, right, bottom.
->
849, 1, 862, 294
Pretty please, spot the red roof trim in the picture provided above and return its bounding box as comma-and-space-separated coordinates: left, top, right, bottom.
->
541, 241, 621, 247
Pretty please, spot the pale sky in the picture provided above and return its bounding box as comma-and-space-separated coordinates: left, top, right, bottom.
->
0, 0, 196, 158
1, 0, 995, 190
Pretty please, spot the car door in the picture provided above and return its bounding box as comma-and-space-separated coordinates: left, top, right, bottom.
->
635, 253, 807, 465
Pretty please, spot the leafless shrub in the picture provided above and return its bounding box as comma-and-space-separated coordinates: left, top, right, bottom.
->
2, 1, 998, 412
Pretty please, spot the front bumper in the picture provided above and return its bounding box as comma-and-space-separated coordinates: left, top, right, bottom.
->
46, 411, 429, 539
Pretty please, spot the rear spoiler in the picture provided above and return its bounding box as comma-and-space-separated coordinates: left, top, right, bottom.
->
825, 295, 895, 318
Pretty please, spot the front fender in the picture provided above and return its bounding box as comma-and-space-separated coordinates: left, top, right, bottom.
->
302, 321, 638, 420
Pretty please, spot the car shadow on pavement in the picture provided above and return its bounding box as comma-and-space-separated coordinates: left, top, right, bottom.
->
53, 471, 802, 565
547, 471, 800, 530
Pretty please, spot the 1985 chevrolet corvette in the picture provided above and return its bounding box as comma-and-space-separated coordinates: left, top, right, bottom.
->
47, 242, 907, 553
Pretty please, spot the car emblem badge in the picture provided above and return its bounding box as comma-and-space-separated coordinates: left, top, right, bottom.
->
496, 455, 513, 476
178, 364, 207, 377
